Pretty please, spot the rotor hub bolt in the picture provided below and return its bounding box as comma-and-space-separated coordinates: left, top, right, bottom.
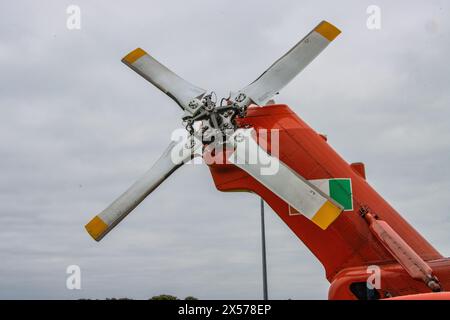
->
189, 100, 199, 109
234, 133, 244, 143
235, 93, 246, 103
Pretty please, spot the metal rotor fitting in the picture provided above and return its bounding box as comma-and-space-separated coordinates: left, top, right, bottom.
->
235, 93, 247, 103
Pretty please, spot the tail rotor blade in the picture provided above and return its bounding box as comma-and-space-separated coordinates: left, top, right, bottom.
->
228, 129, 343, 229
232, 21, 341, 106
122, 48, 207, 113
85, 136, 201, 241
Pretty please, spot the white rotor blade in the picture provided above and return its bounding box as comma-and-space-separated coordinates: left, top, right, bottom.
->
122, 48, 207, 112
232, 21, 341, 106
228, 129, 343, 229
85, 135, 202, 241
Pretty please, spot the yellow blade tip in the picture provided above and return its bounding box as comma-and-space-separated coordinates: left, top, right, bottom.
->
122, 48, 147, 64
85, 215, 108, 241
311, 201, 342, 230
314, 21, 341, 41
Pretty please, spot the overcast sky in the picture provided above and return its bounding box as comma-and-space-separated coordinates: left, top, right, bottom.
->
0, 0, 449, 299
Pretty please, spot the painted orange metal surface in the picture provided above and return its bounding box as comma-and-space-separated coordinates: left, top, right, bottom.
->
328, 259, 450, 299
206, 104, 449, 299
386, 292, 450, 300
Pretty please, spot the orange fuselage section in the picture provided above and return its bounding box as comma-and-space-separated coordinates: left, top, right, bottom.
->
207, 104, 449, 299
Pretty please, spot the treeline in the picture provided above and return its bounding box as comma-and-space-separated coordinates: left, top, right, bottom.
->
81, 295, 198, 300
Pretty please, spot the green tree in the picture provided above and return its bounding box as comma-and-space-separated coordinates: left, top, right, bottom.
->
149, 294, 178, 300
